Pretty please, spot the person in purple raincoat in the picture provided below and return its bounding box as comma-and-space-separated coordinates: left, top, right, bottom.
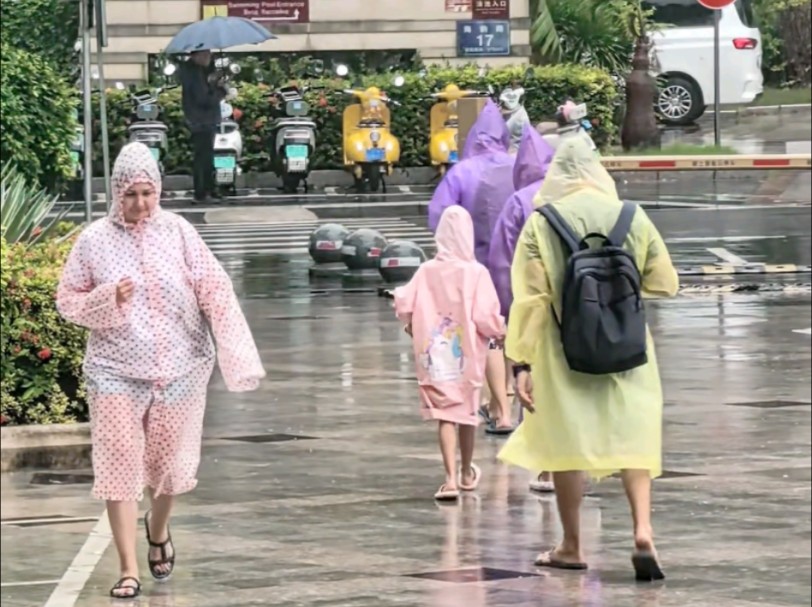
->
427, 100, 516, 434
487, 123, 556, 489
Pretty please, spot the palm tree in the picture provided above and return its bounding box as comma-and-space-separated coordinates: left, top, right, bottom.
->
529, 0, 660, 150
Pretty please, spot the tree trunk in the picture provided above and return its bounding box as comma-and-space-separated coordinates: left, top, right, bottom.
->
621, 36, 660, 152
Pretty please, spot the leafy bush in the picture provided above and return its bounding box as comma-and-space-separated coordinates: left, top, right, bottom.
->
0, 43, 78, 190
0, 0, 80, 81
93, 63, 618, 176
0, 235, 88, 426
1, 163, 77, 245
754, 0, 811, 87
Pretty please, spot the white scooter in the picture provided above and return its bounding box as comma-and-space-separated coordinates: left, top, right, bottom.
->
555, 99, 597, 151
213, 97, 242, 196
211, 59, 243, 196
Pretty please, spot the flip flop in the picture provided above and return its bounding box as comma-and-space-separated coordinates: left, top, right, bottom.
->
529, 475, 555, 493
484, 419, 515, 435
434, 484, 460, 502
478, 405, 492, 422
534, 550, 588, 570
632, 550, 665, 582
459, 463, 482, 491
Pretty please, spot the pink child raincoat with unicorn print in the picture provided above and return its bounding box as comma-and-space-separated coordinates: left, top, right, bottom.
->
394, 206, 505, 426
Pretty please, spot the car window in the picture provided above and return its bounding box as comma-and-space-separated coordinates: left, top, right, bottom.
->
735, 0, 756, 27
642, 0, 715, 27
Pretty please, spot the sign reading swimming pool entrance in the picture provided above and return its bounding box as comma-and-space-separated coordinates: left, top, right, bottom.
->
201, 0, 309, 24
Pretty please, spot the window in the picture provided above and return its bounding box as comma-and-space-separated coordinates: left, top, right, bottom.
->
642, 0, 715, 27
735, 0, 756, 27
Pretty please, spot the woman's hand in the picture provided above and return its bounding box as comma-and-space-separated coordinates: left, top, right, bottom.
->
116, 278, 135, 306
515, 369, 535, 413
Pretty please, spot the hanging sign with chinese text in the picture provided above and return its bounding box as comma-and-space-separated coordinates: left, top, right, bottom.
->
201, 0, 309, 23
472, 0, 509, 20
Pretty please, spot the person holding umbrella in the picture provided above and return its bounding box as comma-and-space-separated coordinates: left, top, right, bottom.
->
178, 50, 227, 203
165, 16, 276, 203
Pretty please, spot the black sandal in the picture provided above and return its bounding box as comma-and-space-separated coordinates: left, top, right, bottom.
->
144, 510, 175, 581
109, 576, 141, 599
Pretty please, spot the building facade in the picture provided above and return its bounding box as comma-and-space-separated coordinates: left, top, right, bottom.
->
93, 0, 531, 82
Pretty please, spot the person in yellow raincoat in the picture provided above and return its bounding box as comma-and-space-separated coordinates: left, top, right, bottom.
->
498, 136, 679, 581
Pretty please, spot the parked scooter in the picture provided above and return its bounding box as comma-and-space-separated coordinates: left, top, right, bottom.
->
337, 64, 404, 193
555, 98, 597, 151
427, 84, 488, 177
67, 105, 85, 199
116, 66, 176, 175
210, 59, 243, 196
268, 79, 323, 193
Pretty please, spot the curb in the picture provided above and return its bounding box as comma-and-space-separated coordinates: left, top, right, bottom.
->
1, 423, 91, 472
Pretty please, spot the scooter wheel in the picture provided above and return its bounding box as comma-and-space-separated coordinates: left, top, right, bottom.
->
282, 174, 299, 194
367, 167, 381, 193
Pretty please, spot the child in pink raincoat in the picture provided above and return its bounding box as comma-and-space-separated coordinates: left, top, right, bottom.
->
394, 206, 505, 501
56, 142, 265, 600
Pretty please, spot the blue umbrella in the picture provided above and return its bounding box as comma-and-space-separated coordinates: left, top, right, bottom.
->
165, 16, 276, 54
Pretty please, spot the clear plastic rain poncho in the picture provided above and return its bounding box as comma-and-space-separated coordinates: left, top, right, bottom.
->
427, 100, 515, 265
497, 136, 679, 480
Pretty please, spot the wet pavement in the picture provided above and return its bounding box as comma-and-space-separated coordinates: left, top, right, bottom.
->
2, 205, 811, 607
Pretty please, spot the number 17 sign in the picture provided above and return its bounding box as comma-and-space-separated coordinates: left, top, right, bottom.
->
457, 20, 511, 57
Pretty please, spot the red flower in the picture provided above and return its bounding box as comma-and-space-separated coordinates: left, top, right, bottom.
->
233, 108, 243, 121
327, 106, 337, 114
12, 345, 21, 355
0, 415, 8, 426
32, 226, 43, 237
38, 348, 52, 361
318, 96, 328, 108
22, 298, 32, 310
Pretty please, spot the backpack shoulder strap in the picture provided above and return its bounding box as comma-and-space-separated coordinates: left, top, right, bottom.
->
608, 202, 637, 248
537, 204, 580, 255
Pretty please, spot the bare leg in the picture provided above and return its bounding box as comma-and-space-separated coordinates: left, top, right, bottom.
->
147, 490, 176, 576
505, 357, 514, 395
485, 348, 511, 427
107, 500, 140, 597
438, 421, 458, 491
458, 424, 476, 486
620, 469, 655, 552
550, 471, 586, 563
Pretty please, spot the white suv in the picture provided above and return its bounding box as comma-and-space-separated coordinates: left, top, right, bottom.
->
644, 0, 764, 125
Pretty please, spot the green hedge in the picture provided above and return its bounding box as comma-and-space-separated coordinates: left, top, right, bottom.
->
0, 235, 88, 426
1, 44, 78, 190
92, 64, 618, 176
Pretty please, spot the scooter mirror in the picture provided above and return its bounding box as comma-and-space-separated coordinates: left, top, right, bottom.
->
74, 39, 82, 52
115, 81, 126, 90
163, 63, 176, 76
310, 59, 324, 75
227, 87, 238, 100
335, 64, 349, 77
229, 63, 241, 75
477, 66, 486, 78
392, 75, 405, 88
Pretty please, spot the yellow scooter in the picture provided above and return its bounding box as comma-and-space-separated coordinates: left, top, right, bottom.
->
428, 84, 487, 177
337, 65, 404, 193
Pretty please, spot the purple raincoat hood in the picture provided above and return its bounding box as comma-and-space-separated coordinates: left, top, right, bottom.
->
462, 100, 511, 159
512, 124, 556, 191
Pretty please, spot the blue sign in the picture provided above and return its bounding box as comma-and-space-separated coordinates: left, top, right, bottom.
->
457, 20, 511, 57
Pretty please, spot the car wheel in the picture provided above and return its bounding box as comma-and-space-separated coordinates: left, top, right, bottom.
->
657, 76, 705, 126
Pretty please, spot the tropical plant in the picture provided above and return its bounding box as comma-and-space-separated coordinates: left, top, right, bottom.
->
529, 0, 637, 74
754, 0, 811, 87
621, 2, 660, 150
0, 163, 77, 245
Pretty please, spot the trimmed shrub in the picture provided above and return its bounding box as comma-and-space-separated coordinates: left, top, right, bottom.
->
0, 235, 88, 426
0, 44, 78, 190
92, 63, 618, 176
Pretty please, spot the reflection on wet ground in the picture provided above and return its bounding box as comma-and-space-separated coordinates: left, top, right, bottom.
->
2, 206, 810, 607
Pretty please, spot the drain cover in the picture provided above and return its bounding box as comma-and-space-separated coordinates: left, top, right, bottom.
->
221, 434, 318, 443
30, 473, 94, 486
726, 400, 811, 409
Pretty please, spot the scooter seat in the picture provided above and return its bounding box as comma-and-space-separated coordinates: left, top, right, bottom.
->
359, 119, 385, 127
129, 122, 168, 132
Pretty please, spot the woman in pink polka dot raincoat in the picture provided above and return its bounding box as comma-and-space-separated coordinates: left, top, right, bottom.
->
57, 142, 266, 600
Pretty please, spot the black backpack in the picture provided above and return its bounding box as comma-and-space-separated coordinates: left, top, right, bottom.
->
537, 202, 647, 375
